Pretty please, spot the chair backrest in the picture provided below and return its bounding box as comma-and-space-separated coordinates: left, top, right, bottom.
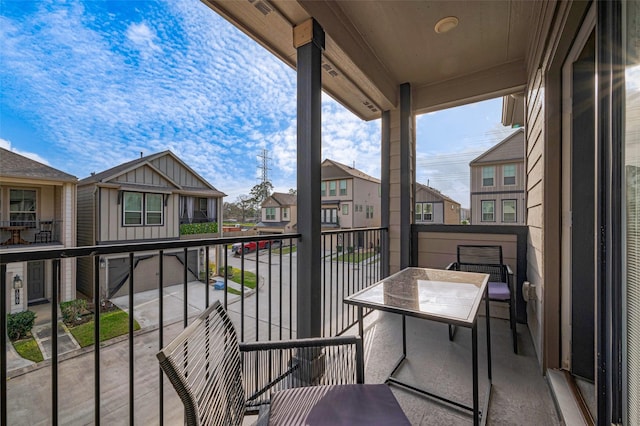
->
456, 245, 507, 282
157, 301, 245, 426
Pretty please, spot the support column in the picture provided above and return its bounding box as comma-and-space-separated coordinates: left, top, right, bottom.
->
295, 19, 324, 338
381, 111, 390, 278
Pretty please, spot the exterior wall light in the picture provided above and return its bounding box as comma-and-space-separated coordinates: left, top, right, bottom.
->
13, 274, 23, 289
100, 258, 106, 269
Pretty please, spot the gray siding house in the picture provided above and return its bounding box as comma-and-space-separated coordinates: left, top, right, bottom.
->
76, 151, 225, 298
256, 192, 297, 234
414, 183, 461, 224
0, 148, 77, 312
469, 129, 526, 225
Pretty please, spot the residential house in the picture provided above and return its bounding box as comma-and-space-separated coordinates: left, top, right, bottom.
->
414, 183, 461, 224
0, 148, 77, 312
256, 192, 297, 234
469, 129, 526, 225
76, 151, 225, 298
321, 159, 380, 229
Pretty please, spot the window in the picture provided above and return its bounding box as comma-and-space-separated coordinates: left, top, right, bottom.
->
503, 164, 516, 185
124, 192, 143, 225
329, 181, 337, 196
266, 207, 276, 220
321, 208, 338, 224
481, 200, 495, 222
123, 192, 164, 226
9, 189, 36, 225
146, 194, 163, 225
415, 202, 433, 222
339, 180, 347, 196
342, 204, 349, 215
321, 182, 326, 197
282, 208, 289, 220
502, 200, 517, 222
482, 166, 495, 186
365, 205, 374, 219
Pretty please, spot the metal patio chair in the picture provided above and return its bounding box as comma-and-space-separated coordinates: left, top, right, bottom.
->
34, 220, 52, 243
447, 245, 517, 353
157, 300, 409, 426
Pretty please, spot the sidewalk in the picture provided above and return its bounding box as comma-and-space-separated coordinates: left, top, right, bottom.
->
6, 278, 250, 374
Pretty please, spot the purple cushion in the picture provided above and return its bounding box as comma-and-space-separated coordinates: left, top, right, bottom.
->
269, 384, 410, 426
488, 281, 511, 301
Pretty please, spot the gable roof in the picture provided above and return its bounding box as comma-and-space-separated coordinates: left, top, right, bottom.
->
321, 158, 380, 183
470, 128, 525, 165
270, 192, 297, 206
0, 148, 77, 183
415, 182, 460, 205
78, 150, 225, 196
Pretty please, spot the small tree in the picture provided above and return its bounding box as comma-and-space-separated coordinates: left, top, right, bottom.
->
250, 181, 273, 207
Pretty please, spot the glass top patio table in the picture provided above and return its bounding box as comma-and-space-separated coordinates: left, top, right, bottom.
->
344, 267, 489, 327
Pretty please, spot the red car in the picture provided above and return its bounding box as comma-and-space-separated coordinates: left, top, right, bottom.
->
232, 239, 276, 255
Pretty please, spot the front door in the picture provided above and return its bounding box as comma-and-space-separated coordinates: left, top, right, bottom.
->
27, 261, 46, 303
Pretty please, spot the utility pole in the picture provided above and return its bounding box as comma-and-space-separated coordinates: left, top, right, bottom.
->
257, 148, 271, 186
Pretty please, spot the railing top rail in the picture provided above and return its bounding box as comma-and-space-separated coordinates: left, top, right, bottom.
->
320, 226, 388, 235
0, 233, 302, 264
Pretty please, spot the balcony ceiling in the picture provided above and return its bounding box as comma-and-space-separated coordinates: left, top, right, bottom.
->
201, 0, 536, 120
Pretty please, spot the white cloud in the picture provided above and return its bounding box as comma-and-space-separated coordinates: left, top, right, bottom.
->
0, 138, 50, 165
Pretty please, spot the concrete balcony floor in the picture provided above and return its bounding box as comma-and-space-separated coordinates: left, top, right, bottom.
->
360, 311, 560, 425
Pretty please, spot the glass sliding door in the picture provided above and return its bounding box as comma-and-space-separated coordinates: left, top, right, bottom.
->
624, 0, 640, 424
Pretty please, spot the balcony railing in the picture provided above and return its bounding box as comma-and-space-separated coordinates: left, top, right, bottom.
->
0, 220, 63, 246
0, 227, 387, 424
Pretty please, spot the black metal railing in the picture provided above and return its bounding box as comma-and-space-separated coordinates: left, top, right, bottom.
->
0, 220, 62, 246
0, 227, 387, 425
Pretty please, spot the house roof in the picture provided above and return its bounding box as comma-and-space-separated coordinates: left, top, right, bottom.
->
268, 192, 297, 206
78, 150, 225, 197
321, 158, 381, 184
470, 129, 525, 165
415, 182, 460, 205
0, 148, 77, 183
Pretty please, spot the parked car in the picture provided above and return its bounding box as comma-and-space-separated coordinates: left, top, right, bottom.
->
231, 239, 279, 255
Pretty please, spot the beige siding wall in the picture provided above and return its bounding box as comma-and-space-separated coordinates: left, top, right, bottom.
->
352, 178, 381, 228
389, 107, 415, 274
470, 161, 526, 192
443, 200, 461, 224
98, 188, 179, 242
470, 161, 526, 225
415, 231, 518, 319
470, 192, 526, 225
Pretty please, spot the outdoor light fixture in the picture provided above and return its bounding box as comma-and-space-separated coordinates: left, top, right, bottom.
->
434, 16, 459, 34
13, 274, 23, 289
99, 257, 106, 269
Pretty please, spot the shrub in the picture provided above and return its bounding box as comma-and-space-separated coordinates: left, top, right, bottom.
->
60, 299, 88, 325
179, 222, 218, 235
7, 310, 36, 340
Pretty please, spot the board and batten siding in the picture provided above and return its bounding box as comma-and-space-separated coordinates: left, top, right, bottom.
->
149, 155, 209, 189
98, 187, 179, 242
114, 165, 174, 187
76, 184, 96, 297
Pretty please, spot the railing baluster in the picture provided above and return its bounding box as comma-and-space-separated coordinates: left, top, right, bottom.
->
183, 248, 188, 329
158, 250, 164, 426
52, 259, 59, 426
1, 264, 7, 426
129, 252, 135, 425
93, 255, 101, 426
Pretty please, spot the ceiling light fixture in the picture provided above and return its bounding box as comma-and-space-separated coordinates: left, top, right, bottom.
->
434, 16, 459, 34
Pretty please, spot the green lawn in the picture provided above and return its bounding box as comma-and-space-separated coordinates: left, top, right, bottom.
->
221, 267, 257, 295
69, 309, 140, 348
274, 245, 297, 255
335, 251, 377, 263
13, 337, 44, 363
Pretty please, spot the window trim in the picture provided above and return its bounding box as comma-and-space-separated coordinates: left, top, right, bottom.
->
339, 179, 347, 196
329, 181, 337, 196
503, 164, 516, 186
502, 199, 517, 223
482, 166, 495, 187
481, 199, 496, 222
122, 191, 164, 226
265, 207, 276, 221
342, 204, 349, 215
9, 188, 37, 226
415, 202, 434, 222
321, 181, 326, 197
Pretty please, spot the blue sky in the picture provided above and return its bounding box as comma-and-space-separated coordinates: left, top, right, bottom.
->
1, 0, 515, 209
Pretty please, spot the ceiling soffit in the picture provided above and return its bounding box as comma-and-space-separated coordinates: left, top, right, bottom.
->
202, 0, 534, 120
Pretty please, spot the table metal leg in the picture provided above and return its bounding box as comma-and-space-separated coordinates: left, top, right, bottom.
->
402, 314, 407, 357
472, 322, 479, 426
